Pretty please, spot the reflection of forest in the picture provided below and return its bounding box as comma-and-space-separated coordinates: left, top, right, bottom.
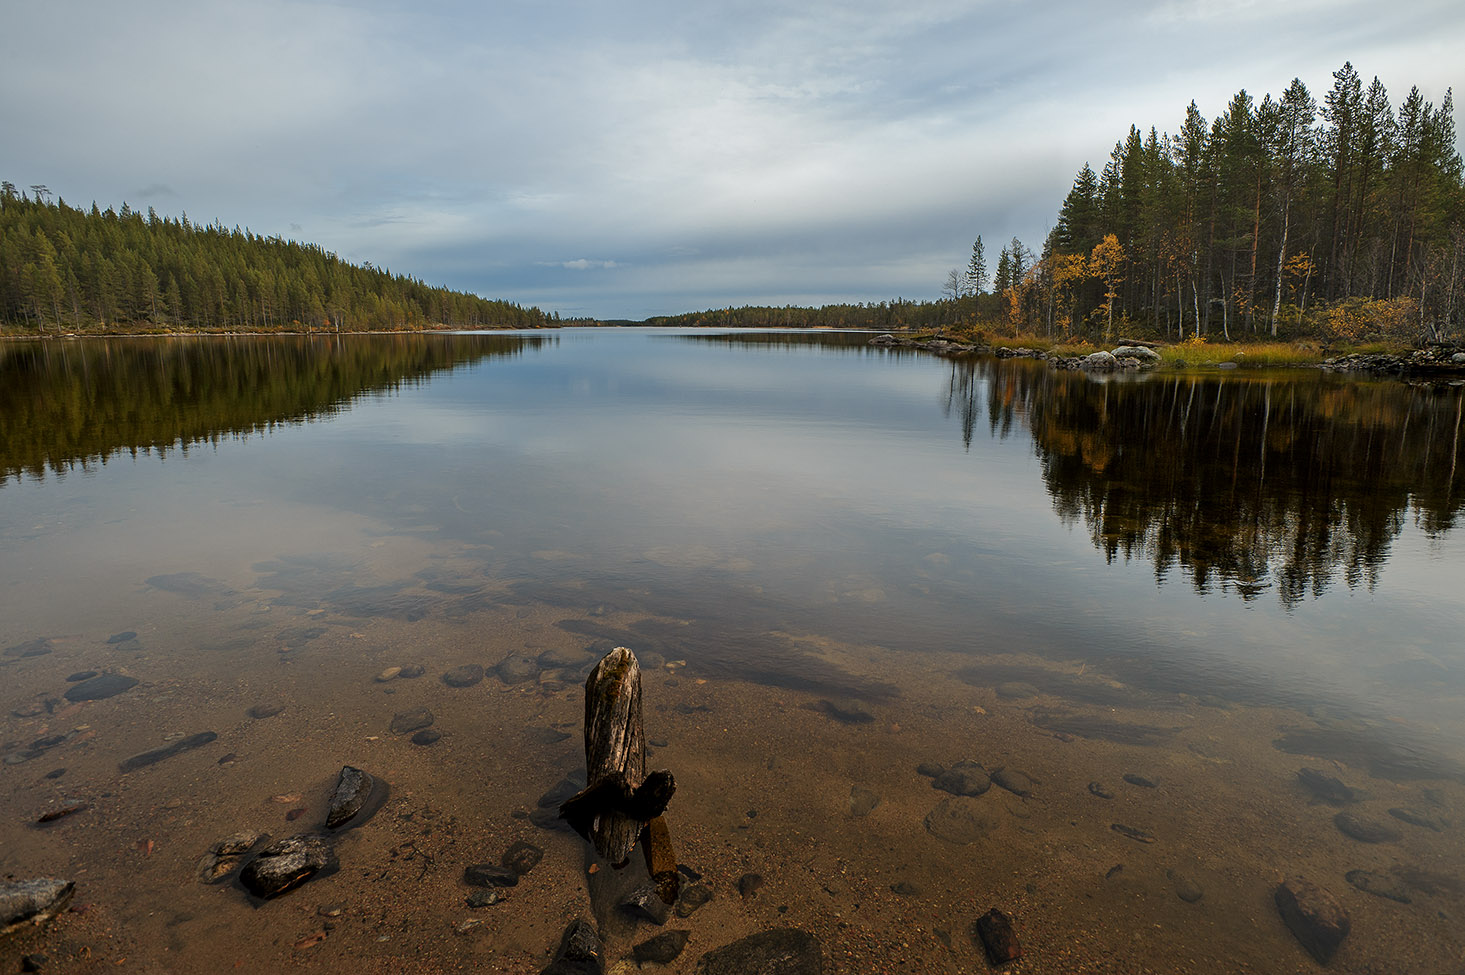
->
1, 333, 548, 482
946, 359, 1465, 606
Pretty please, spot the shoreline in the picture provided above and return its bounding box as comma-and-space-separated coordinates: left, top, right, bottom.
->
872, 332, 1465, 380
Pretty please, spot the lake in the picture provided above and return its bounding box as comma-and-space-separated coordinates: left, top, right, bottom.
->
2, 328, 1463, 973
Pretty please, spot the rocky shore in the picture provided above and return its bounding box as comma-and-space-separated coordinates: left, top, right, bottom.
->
869, 332, 1465, 379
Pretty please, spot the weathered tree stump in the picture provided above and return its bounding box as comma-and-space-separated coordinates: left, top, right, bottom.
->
560, 647, 675, 866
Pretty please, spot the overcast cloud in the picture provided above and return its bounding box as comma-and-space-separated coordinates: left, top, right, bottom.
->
2, 0, 1461, 319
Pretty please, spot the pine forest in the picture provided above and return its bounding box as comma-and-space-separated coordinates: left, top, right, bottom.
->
0, 186, 553, 332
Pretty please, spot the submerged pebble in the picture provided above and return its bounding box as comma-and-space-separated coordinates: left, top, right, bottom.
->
63, 673, 138, 702
1334, 812, 1401, 844
389, 707, 434, 734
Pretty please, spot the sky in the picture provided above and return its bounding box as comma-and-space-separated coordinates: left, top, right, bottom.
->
2, 0, 1462, 320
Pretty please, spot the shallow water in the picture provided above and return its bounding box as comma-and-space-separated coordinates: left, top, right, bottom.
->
2, 329, 1463, 973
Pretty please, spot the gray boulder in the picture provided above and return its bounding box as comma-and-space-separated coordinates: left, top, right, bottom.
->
1080, 350, 1118, 370
1112, 345, 1161, 363
1, 879, 75, 938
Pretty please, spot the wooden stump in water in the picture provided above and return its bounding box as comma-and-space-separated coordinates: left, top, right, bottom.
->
560, 647, 675, 867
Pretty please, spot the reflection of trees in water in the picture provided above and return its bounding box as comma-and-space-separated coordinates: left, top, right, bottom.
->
1, 333, 548, 482
946, 358, 1465, 606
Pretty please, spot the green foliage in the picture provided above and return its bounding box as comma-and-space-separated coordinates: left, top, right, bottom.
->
0, 191, 553, 332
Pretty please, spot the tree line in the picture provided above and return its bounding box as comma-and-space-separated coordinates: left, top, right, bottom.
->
0, 185, 555, 332
953, 62, 1464, 344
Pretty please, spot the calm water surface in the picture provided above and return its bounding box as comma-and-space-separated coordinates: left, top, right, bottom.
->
2, 329, 1463, 973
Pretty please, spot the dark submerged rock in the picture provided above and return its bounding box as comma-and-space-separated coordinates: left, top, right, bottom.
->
464, 864, 519, 888
972, 908, 1022, 965
925, 797, 994, 845
389, 707, 434, 734
247, 701, 285, 719
541, 918, 603, 975
239, 835, 335, 899
622, 883, 671, 924
1344, 869, 1411, 904
848, 785, 880, 817
933, 761, 990, 797
4, 638, 54, 659
442, 664, 485, 688
496, 653, 541, 685
1087, 781, 1115, 799
1122, 773, 1157, 788
105, 631, 138, 645
675, 883, 713, 918
992, 768, 1035, 797
1168, 869, 1204, 903
1297, 767, 1358, 805
196, 831, 268, 883
0, 878, 75, 937
916, 762, 945, 778
398, 664, 425, 678
1111, 823, 1156, 843
737, 873, 764, 899
817, 698, 874, 724
326, 765, 375, 829
633, 929, 690, 964
63, 672, 139, 702
466, 888, 501, 908
694, 929, 822, 975
994, 681, 1039, 700
411, 729, 441, 746
65, 671, 99, 683
1333, 812, 1401, 843
502, 840, 543, 876
1388, 806, 1447, 832
1275, 878, 1350, 964
118, 732, 217, 772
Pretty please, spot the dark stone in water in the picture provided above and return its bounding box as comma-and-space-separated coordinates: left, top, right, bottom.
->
1031, 711, 1175, 746
496, 653, 541, 685
925, 797, 994, 845
933, 761, 990, 797
993, 768, 1036, 797
502, 840, 544, 876
411, 729, 441, 746
36, 802, 88, 824
737, 873, 763, 899
1274, 725, 1464, 783
4, 638, 54, 659
464, 864, 519, 887
63, 673, 139, 702
995, 681, 1039, 700
1088, 781, 1114, 799
239, 835, 335, 899
537, 771, 588, 808
971, 908, 1022, 964
1275, 878, 1349, 964
1345, 869, 1411, 903
398, 664, 425, 678
247, 701, 285, 719
442, 664, 485, 688
326, 766, 375, 829
466, 888, 501, 908
1168, 869, 1204, 903
65, 671, 99, 683
817, 698, 874, 724
675, 883, 713, 917
537, 647, 599, 672
541, 919, 602, 975
891, 880, 921, 895
695, 929, 822, 975
916, 762, 945, 778
1123, 773, 1157, 789
196, 831, 268, 883
633, 929, 690, 964
0, 878, 75, 937
848, 785, 880, 817
105, 631, 138, 645
1111, 823, 1156, 843
1296, 767, 1358, 804
1388, 807, 1447, 832
44, 768, 66, 780
623, 883, 671, 924
1333, 812, 1401, 843
118, 732, 218, 772
389, 707, 434, 734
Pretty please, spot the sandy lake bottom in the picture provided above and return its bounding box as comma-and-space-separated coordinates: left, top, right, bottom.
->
3, 556, 1464, 975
